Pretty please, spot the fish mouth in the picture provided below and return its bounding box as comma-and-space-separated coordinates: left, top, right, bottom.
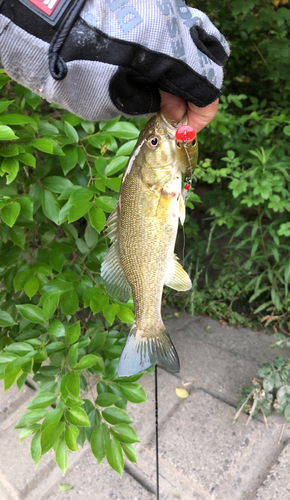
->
159, 112, 188, 138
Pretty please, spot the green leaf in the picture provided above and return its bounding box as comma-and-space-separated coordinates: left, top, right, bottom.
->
1, 113, 36, 125
31, 138, 54, 154
18, 195, 33, 220
0, 100, 13, 114
85, 223, 98, 248
26, 392, 57, 410
95, 196, 117, 213
42, 190, 60, 225
24, 277, 39, 299
1, 201, 20, 227
0, 310, 16, 326
117, 306, 134, 324
41, 421, 65, 454
18, 152, 36, 168
60, 145, 78, 175
121, 442, 137, 463
66, 372, 80, 400
89, 206, 106, 233
91, 423, 110, 464
19, 424, 40, 443
31, 430, 42, 466
4, 365, 23, 391
49, 250, 65, 273
112, 423, 140, 444
16, 304, 46, 324
116, 139, 137, 157
66, 407, 90, 427
59, 484, 73, 491
75, 354, 102, 371
67, 343, 79, 368
0, 124, 18, 140
68, 201, 93, 223
60, 290, 79, 315
42, 176, 73, 194
65, 424, 79, 451
64, 121, 79, 143
118, 383, 147, 404
9, 225, 25, 249
41, 407, 63, 431
55, 436, 68, 475
1, 157, 19, 184
106, 438, 124, 477
49, 319, 65, 337
95, 393, 121, 407
102, 407, 132, 425
106, 121, 140, 139
105, 156, 128, 176
65, 321, 80, 344
15, 409, 48, 429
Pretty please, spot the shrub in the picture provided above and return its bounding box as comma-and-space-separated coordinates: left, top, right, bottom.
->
0, 74, 149, 475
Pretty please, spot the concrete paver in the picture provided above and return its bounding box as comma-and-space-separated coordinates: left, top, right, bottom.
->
254, 440, 290, 499
0, 312, 290, 499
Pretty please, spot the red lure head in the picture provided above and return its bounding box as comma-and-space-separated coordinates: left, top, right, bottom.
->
175, 125, 196, 143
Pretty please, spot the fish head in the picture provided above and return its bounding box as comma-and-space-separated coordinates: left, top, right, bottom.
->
137, 111, 180, 170
136, 112, 198, 177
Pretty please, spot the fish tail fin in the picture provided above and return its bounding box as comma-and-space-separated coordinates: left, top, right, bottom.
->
118, 324, 180, 377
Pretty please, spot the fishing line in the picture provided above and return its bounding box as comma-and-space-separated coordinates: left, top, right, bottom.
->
181, 132, 194, 265
155, 365, 160, 500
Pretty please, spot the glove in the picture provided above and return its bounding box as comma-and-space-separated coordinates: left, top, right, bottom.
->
0, 0, 230, 122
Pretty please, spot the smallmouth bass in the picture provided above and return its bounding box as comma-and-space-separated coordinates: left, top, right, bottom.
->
101, 112, 198, 377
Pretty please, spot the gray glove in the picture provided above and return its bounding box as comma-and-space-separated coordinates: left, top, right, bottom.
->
0, 0, 230, 121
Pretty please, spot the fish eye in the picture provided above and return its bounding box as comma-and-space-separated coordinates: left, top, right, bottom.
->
192, 139, 196, 146
147, 135, 159, 149
176, 141, 181, 148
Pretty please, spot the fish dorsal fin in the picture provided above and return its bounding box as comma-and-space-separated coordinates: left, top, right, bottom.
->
101, 241, 132, 303
165, 255, 192, 291
101, 204, 132, 303
179, 194, 186, 225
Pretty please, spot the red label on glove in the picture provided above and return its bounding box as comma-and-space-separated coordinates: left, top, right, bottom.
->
27, 0, 61, 16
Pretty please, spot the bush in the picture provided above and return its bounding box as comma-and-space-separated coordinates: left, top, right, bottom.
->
0, 74, 149, 475
181, 0, 290, 331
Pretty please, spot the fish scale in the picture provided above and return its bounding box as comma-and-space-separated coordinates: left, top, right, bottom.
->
101, 112, 198, 377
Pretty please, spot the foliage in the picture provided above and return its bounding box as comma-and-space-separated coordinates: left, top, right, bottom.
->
235, 334, 290, 423
181, 0, 290, 331
0, 73, 150, 476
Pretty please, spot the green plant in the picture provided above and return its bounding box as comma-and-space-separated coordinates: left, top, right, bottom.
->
235, 338, 290, 424
0, 72, 150, 476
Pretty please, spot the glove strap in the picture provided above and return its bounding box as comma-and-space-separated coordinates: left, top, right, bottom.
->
0, 0, 87, 80
48, 0, 87, 80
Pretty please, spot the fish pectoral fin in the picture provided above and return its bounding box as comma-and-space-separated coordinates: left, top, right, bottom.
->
165, 255, 192, 291
179, 193, 186, 225
101, 241, 132, 303
118, 325, 180, 377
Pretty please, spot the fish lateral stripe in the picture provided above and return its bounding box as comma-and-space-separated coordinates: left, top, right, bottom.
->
118, 324, 180, 377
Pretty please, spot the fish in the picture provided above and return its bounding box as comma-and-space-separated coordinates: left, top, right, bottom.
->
101, 112, 198, 377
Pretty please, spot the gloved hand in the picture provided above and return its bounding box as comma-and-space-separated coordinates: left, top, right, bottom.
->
0, 0, 230, 122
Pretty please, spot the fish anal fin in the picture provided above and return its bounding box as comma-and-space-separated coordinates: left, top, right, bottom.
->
118, 325, 180, 377
101, 242, 132, 303
165, 255, 192, 291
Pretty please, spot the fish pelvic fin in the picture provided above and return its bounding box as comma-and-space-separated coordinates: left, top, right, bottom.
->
118, 324, 180, 377
101, 241, 132, 303
165, 255, 192, 291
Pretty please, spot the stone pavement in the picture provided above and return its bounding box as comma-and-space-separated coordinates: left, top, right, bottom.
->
1, 312, 290, 500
